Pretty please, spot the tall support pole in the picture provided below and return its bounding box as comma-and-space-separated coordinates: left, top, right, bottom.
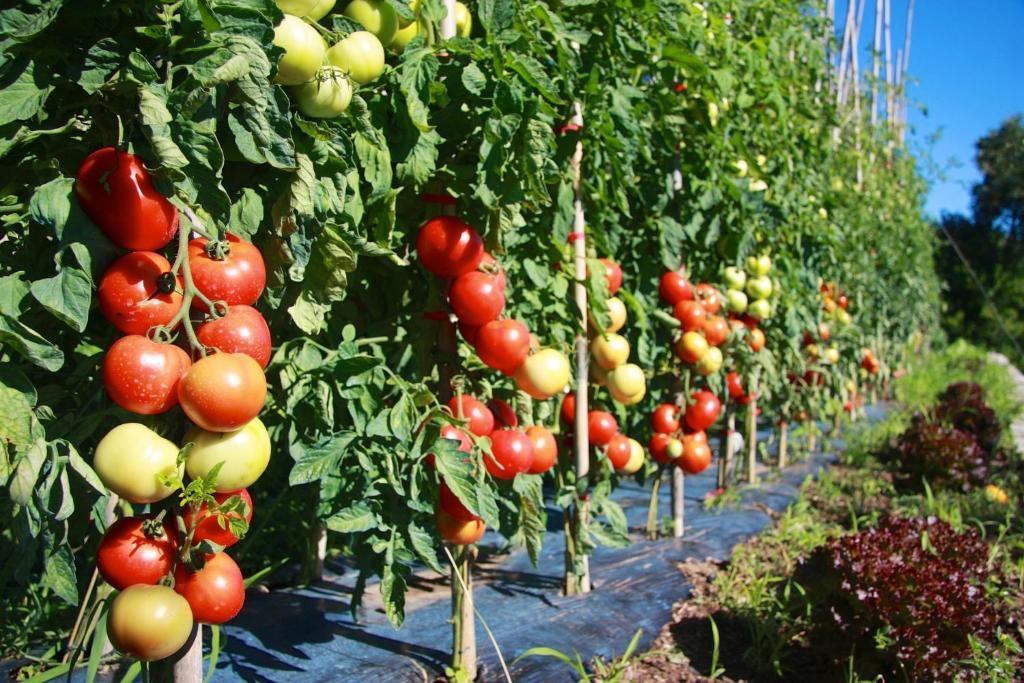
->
777, 420, 789, 469
871, 0, 882, 126
745, 399, 758, 485
151, 624, 202, 683
897, 0, 915, 142
567, 99, 591, 595
883, 0, 893, 126
671, 468, 684, 538
717, 410, 734, 489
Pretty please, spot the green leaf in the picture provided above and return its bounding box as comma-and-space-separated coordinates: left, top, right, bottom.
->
289, 432, 356, 485
229, 188, 265, 239
9, 439, 45, 505
0, 2, 65, 43
0, 273, 29, 318
398, 47, 439, 132
191, 48, 250, 87
29, 177, 73, 239
303, 224, 358, 304
66, 441, 105, 494
287, 290, 331, 335
477, 0, 513, 33
0, 59, 50, 126
388, 392, 415, 441
30, 267, 91, 332
407, 521, 444, 574
325, 502, 379, 533
0, 314, 64, 371
508, 55, 559, 104
41, 546, 78, 605
379, 561, 407, 627
0, 364, 37, 450
460, 62, 487, 95
79, 38, 120, 94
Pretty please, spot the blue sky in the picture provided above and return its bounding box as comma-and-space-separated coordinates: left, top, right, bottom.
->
835, 1, 1024, 219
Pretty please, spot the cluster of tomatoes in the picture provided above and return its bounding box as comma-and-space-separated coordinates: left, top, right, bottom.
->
659, 268, 728, 375
589, 259, 647, 404
559, 393, 645, 475
820, 280, 852, 326
272, 0, 472, 119
416, 214, 569, 545
646, 391, 721, 474
76, 148, 272, 661
861, 348, 880, 375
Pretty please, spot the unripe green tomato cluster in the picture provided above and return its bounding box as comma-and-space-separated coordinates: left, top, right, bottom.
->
742, 254, 773, 320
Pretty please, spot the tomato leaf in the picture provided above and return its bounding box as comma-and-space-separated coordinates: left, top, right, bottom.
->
40, 546, 78, 605
407, 521, 444, 574
379, 560, 407, 627
0, 59, 50, 127
9, 439, 46, 506
289, 432, 357, 486
30, 267, 91, 332
325, 503, 379, 534
0, 364, 38, 450
0, 314, 63, 371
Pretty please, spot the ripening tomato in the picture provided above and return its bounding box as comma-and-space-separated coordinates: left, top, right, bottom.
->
449, 272, 504, 326
474, 319, 530, 374
454, 0, 472, 36
605, 433, 632, 469
748, 328, 766, 352
649, 433, 672, 464
598, 258, 622, 295
651, 404, 681, 434
417, 216, 484, 278
99, 252, 183, 335
607, 364, 645, 404
179, 353, 266, 432
182, 489, 253, 548
188, 235, 266, 311
703, 315, 729, 347
588, 411, 618, 447
185, 417, 271, 491
478, 252, 507, 291
436, 506, 486, 544
726, 371, 745, 399
677, 434, 712, 474
674, 300, 707, 332
621, 438, 645, 474
97, 516, 176, 590
696, 346, 723, 376
75, 148, 178, 251
273, 14, 326, 85
675, 331, 708, 364
344, 0, 398, 45
291, 66, 353, 118
525, 426, 557, 474
488, 398, 518, 429
659, 271, 694, 304
560, 393, 576, 424
695, 284, 722, 314
515, 349, 570, 400
174, 552, 245, 624
447, 395, 494, 436
103, 336, 191, 415
439, 481, 479, 522
325, 30, 385, 85
95, 424, 181, 504
819, 322, 831, 342
195, 305, 272, 368
486, 429, 533, 479
684, 390, 721, 431
590, 333, 630, 370
837, 294, 849, 310
108, 585, 193, 662
597, 297, 627, 333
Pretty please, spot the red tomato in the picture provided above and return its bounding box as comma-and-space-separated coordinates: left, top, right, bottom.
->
486, 429, 534, 479
695, 284, 721, 314
684, 390, 721, 431
587, 411, 618, 447
703, 315, 729, 346
449, 272, 505, 326
75, 148, 178, 251
649, 433, 672, 464
560, 393, 576, 424
837, 295, 849, 310
659, 271, 694, 304
726, 371, 745, 399
651, 404, 681, 434
178, 353, 267, 432
188, 235, 266, 311
488, 398, 519, 429
439, 481, 479, 522
173, 552, 245, 624
98, 252, 183, 335
478, 251, 507, 291
447, 395, 494, 436
525, 426, 557, 474
436, 506, 486, 544
182, 489, 253, 549
605, 433, 631, 469
103, 336, 191, 414
195, 305, 272, 368
97, 516, 176, 590
748, 328, 766, 352
474, 319, 530, 374
599, 258, 622, 295
673, 300, 707, 332
677, 433, 712, 474
458, 321, 480, 344
417, 216, 484, 279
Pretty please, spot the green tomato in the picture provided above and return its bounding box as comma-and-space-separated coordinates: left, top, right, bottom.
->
725, 288, 748, 314
94, 423, 181, 504
277, 0, 319, 14
273, 15, 326, 86
308, 0, 337, 20
746, 254, 771, 276
696, 346, 723, 376
723, 266, 746, 290
326, 30, 385, 85
748, 298, 772, 319
291, 67, 353, 117
745, 276, 772, 300
666, 438, 683, 460
454, 1, 472, 37
185, 417, 271, 492
390, 19, 419, 51
343, 0, 398, 46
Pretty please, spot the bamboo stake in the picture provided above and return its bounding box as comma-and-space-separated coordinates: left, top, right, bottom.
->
898, 0, 915, 142
745, 399, 758, 485
871, 0, 882, 126
567, 98, 591, 596
150, 624, 202, 683
883, 0, 893, 125
716, 410, 733, 489
778, 421, 789, 469
835, 0, 856, 106
671, 467, 684, 538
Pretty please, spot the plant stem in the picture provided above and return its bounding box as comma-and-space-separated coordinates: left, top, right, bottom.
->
645, 470, 662, 540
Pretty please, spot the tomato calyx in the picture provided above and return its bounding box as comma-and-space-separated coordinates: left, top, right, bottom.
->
204, 239, 232, 262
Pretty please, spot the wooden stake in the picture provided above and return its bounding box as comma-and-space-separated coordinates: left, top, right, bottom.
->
567, 98, 591, 596
151, 624, 202, 683
898, 0, 915, 142
871, 0, 882, 126
671, 467, 684, 538
778, 421, 789, 469
716, 410, 733, 489
883, 0, 893, 125
745, 399, 758, 485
